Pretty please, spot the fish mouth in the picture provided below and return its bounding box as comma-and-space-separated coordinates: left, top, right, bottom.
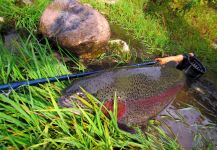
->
58, 92, 87, 108
58, 96, 73, 108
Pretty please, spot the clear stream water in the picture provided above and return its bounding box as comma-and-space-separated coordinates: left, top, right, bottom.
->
157, 84, 217, 149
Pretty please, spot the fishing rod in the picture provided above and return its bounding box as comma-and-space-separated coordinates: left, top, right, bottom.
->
0, 60, 158, 91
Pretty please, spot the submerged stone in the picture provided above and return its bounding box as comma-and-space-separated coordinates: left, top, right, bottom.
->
59, 64, 184, 126
39, 0, 111, 56
158, 106, 217, 149
108, 39, 130, 53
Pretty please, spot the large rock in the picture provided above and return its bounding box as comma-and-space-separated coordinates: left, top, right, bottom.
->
40, 0, 111, 56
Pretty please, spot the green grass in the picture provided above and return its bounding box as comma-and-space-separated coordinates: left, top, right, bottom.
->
144, 0, 217, 69
81, 0, 169, 54
0, 0, 217, 149
0, 0, 50, 30
1, 0, 217, 69
80, 0, 217, 70
0, 31, 181, 149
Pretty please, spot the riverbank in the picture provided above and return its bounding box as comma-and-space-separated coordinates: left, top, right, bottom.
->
0, 0, 217, 149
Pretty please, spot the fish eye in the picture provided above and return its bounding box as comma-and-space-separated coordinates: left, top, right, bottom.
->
76, 92, 85, 98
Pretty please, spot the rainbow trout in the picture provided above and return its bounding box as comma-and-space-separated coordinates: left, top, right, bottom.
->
59, 64, 184, 126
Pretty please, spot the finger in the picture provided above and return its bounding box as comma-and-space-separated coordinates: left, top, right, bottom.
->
155, 58, 161, 61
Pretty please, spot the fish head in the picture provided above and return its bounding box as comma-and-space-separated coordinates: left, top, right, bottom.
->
58, 91, 86, 108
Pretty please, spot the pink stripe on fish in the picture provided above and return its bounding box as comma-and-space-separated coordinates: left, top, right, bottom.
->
102, 100, 126, 120
102, 83, 184, 121
129, 83, 184, 107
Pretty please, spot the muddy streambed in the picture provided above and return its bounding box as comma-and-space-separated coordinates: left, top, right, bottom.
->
1, 26, 217, 150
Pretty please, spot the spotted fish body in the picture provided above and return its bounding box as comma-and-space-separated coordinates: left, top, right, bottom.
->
59, 64, 184, 125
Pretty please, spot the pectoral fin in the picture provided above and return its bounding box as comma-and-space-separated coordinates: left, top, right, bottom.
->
117, 122, 136, 134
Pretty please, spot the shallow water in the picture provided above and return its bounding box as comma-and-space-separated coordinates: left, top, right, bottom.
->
156, 75, 217, 149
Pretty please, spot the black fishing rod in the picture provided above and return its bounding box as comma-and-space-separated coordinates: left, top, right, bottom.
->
0, 61, 158, 91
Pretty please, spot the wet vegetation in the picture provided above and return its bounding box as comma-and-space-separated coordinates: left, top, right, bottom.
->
0, 0, 217, 149
80, 0, 217, 70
